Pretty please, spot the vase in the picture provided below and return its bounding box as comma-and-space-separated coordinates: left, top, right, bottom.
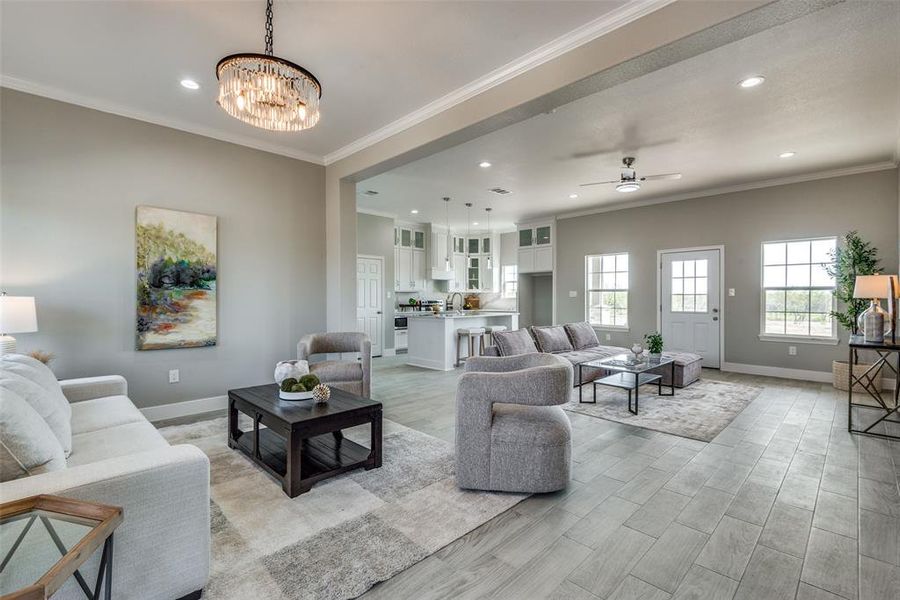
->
858, 300, 888, 343
274, 360, 309, 384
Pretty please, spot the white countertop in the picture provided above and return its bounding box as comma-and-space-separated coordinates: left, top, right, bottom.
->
406, 311, 518, 320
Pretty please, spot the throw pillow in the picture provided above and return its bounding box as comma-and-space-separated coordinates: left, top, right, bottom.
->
0, 387, 67, 481
532, 325, 575, 353
0, 354, 72, 456
492, 329, 539, 356
564, 321, 600, 350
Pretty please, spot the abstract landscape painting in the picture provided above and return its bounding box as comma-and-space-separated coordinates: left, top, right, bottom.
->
136, 206, 217, 350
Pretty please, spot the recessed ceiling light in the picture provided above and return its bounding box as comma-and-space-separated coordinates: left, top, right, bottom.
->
478, 161, 492, 168
180, 79, 200, 90
569, 193, 578, 199
473, 222, 479, 226
779, 151, 796, 159
410, 209, 419, 214
616, 182, 641, 193
738, 75, 765, 88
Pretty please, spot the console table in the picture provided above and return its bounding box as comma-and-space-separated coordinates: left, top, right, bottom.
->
847, 335, 900, 440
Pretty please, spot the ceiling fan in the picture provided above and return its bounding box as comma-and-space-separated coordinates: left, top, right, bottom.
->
580, 157, 681, 193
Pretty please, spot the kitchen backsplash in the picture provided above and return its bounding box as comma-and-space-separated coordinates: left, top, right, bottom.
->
395, 291, 516, 311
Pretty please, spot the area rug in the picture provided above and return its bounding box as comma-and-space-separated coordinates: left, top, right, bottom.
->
564, 379, 762, 442
159, 417, 525, 600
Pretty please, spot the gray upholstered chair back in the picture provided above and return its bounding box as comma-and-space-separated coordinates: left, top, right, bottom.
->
297, 332, 372, 398
456, 353, 573, 493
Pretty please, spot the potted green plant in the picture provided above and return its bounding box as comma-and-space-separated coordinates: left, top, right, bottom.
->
826, 230, 881, 391
644, 332, 664, 357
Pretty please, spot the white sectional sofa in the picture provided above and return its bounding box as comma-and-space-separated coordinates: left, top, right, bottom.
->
0, 354, 210, 600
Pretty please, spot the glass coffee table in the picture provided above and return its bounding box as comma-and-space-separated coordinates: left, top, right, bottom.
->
578, 354, 675, 415
1, 495, 122, 600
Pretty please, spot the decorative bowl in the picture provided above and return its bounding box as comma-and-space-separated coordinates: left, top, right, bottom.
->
279, 389, 314, 401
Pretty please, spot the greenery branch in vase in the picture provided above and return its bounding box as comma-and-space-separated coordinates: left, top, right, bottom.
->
826, 231, 880, 363
644, 332, 664, 357
825, 231, 881, 391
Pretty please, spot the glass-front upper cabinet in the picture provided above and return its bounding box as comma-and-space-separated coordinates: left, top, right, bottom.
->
468, 257, 480, 290
482, 237, 491, 254
400, 229, 412, 247
536, 226, 551, 246
394, 227, 399, 246
468, 238, 480, 255
519, 228, 533, 247
454, 237, 465, 254
414, 231, 425, 250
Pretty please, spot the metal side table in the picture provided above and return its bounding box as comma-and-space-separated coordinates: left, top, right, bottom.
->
847, 334, 900, 440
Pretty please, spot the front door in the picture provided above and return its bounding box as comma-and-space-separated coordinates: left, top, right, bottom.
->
660, 249, 720, 368
356, 256, 383, 357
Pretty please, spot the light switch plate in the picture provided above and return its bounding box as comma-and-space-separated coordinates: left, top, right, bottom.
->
605, 333, 611, 341
569, 290, 577, 298
788, 346, 797, 356
728, 288, 736, 297
169, 369, 180, 383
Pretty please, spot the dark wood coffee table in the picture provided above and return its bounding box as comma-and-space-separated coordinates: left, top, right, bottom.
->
227, 384, 382, 497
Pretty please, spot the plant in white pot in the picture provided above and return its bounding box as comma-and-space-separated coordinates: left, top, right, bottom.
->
826, 231, 881, 391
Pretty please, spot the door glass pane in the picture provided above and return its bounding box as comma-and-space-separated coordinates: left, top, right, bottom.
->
671, 260, 683, 278
684, 278, 695, 294
401, 229, 411, 247
683, 295, 696, 312
696, 277, 708, 294
671, 294, 684, 312
684, 261, 695, 277
695, 259, 708, 277
519, 229, 533, 247
414, 231, 424, 249
536, 226, 551, 245
672, 278, 684, 294
695, 295, 708, 312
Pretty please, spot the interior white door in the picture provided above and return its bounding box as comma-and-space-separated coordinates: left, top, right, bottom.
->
356, 256, 383, 357
660, 249, 720, 368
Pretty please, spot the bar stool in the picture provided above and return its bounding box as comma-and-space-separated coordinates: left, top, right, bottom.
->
456, 327, 486, 367
483, 325, 507, 347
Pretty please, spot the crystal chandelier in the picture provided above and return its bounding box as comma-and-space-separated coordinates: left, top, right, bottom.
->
216, 0, 321, 132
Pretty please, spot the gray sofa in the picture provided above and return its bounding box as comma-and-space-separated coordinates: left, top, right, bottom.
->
0, 354, 210, 600
297, 332, 372, 398
456, 353, 574, 493
484, 322, 702, 388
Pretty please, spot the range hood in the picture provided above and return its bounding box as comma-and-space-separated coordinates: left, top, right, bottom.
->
430, 268, 454, 281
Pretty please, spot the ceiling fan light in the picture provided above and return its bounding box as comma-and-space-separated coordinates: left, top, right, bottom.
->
616, 182, 641, 193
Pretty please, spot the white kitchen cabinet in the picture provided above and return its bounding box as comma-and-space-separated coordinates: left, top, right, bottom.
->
397, 247, 412, 290
517, 220, 554, 274
413, 249, 426, 290
395, 329, 408, 350
452, 254, 467, 291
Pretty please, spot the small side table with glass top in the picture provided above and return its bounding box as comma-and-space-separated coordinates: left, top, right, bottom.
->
0, 495, 122, 600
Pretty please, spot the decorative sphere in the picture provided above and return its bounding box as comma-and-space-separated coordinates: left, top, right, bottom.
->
312, 384, 331, 404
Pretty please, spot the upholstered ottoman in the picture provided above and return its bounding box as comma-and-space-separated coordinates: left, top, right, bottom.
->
656, 351, 703, 387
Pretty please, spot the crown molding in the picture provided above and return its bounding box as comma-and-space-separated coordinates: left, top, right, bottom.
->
555, 161, 899, 221
0, 76, 325, 165
356, 207, 397, 220
322, 0, 677, 166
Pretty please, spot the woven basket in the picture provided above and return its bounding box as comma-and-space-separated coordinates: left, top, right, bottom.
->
832, 360, 882, 392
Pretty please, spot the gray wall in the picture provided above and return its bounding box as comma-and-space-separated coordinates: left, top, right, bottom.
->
0, 89, 326, 409
356, 212, 395, 351
556, 169, 900, 373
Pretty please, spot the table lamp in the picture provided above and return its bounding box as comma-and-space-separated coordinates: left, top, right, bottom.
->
0, 293, 38, 354
853, 275, 890, 343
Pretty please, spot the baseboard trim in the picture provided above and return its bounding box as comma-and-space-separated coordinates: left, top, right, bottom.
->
141, 395, 228, 423
721, 362, 896, 390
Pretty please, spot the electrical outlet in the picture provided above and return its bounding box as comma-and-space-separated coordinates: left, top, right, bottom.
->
569, 290, 577, 298
168, 369, 180, 383
788, 346, 797, 356
728, 288, 736, 297
605, 333, 611, 341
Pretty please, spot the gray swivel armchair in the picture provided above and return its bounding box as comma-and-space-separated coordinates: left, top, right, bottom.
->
456, 353, 574, 493
297, 332, 372, 398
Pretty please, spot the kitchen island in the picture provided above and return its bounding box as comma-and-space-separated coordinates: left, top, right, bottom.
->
406, 311, 519, 371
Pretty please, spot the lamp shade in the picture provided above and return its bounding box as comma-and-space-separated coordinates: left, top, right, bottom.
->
853, 275, 892, 299
0, 296, 38, 333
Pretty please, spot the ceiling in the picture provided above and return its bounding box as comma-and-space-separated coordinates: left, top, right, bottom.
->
358, 1, 900, 231
0, 0, 631, 163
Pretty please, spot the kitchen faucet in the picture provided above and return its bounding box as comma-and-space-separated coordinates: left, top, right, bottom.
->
447, 292, 464, 313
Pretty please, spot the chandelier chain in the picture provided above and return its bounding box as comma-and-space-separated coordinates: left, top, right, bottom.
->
264, 0, 274, 55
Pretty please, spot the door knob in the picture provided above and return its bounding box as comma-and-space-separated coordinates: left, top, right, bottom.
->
713, 316, 719, 321
712, 308, 719, 313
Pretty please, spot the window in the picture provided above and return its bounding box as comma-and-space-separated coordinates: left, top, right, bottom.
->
671, 259, 709, 313
761, 238, 837, 340
502, 265, 518, 299
586, 253, 628, 329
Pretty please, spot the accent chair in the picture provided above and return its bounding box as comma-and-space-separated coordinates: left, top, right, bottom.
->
297, 332, 372, 398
